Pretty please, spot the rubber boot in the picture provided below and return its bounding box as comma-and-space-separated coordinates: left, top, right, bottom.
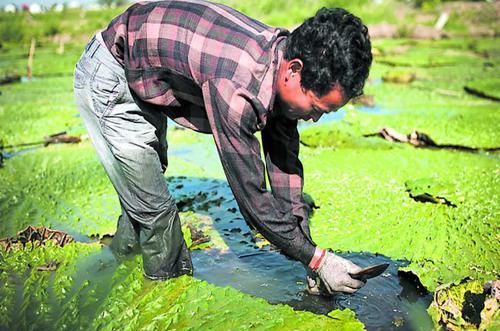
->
140, 211, 192, 280
110, 212, 140, 258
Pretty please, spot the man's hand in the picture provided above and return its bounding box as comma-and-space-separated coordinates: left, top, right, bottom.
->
309, 248, 366, 294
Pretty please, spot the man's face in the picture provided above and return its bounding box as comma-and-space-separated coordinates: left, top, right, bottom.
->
276, 59, 347, 122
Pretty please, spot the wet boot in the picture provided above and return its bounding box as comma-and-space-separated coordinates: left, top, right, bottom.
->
110, 213, 140, 258
140, 211, 193, 280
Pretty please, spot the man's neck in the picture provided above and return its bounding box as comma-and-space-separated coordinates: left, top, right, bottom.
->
270, 37, 287, 115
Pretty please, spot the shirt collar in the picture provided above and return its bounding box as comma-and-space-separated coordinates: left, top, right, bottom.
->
268, 36, 287, 115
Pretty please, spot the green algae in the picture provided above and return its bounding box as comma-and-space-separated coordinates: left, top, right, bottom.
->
302, 96, 499, 152
0, 11, 499, 331
300, 117, 396, 150
0, 76, 83, 146
0, 141, 220, 240
372, 38, 500, 67
301, 145, 499, 292
0, 242, 105, 330
357, 41, 500, 150
0, 144, 120, 238
465, 78, 500, 101
0, 242, 363, 330
376, 45, 479, 68
328, 308, 362, 328
95, 270, 363, 330
404, 177, 463, 206
382, 69, 417, 84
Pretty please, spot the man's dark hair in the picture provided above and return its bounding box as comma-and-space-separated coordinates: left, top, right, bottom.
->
284, 7, 372, 99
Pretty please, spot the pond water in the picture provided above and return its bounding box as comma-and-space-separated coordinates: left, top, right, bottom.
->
297, 103, 397, 130
193, 249, 433, 330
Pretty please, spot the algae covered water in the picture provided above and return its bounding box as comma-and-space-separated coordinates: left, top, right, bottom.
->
1, 4, 499, 328
171, 176, 434, 330
1, 174, 434, 330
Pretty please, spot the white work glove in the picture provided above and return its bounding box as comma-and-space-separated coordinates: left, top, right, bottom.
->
308, 248, 365, 294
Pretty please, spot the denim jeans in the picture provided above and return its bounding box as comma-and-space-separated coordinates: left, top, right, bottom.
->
73, 35, 192, 280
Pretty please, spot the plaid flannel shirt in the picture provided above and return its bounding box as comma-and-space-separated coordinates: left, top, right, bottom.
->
101, 0, 315, 264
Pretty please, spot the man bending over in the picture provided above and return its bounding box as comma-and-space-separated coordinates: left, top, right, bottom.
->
73, 0, 372, 295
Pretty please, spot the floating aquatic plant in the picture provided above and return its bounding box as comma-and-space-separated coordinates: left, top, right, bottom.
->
428, 279, 500, 330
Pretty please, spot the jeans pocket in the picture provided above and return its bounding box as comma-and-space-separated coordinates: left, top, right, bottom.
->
91, 63, 124, 118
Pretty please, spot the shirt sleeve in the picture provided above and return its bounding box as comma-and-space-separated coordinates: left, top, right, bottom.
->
201, 78, 315, 265
261, 113, 316, 245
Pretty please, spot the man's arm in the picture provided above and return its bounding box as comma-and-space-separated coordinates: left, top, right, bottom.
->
201, 78, 315, 265
261, 114, 314, 243
260, 105, 366, 294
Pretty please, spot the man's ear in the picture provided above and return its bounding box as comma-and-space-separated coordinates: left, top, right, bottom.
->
285, 59, 303, 83
289, 58, 303, 74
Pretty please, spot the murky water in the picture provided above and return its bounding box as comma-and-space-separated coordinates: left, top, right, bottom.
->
193, 250, 433, 331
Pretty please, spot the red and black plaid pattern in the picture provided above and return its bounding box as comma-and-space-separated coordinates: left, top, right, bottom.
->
101, 0, 315, 264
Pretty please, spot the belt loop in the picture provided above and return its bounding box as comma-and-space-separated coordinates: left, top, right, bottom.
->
84, 35, 96, 52
89, 41, 100, 59
89, 45, 99, 59
84, 35, 100, 59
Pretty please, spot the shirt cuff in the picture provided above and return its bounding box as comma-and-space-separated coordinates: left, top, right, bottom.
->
308, 247, 326, 271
